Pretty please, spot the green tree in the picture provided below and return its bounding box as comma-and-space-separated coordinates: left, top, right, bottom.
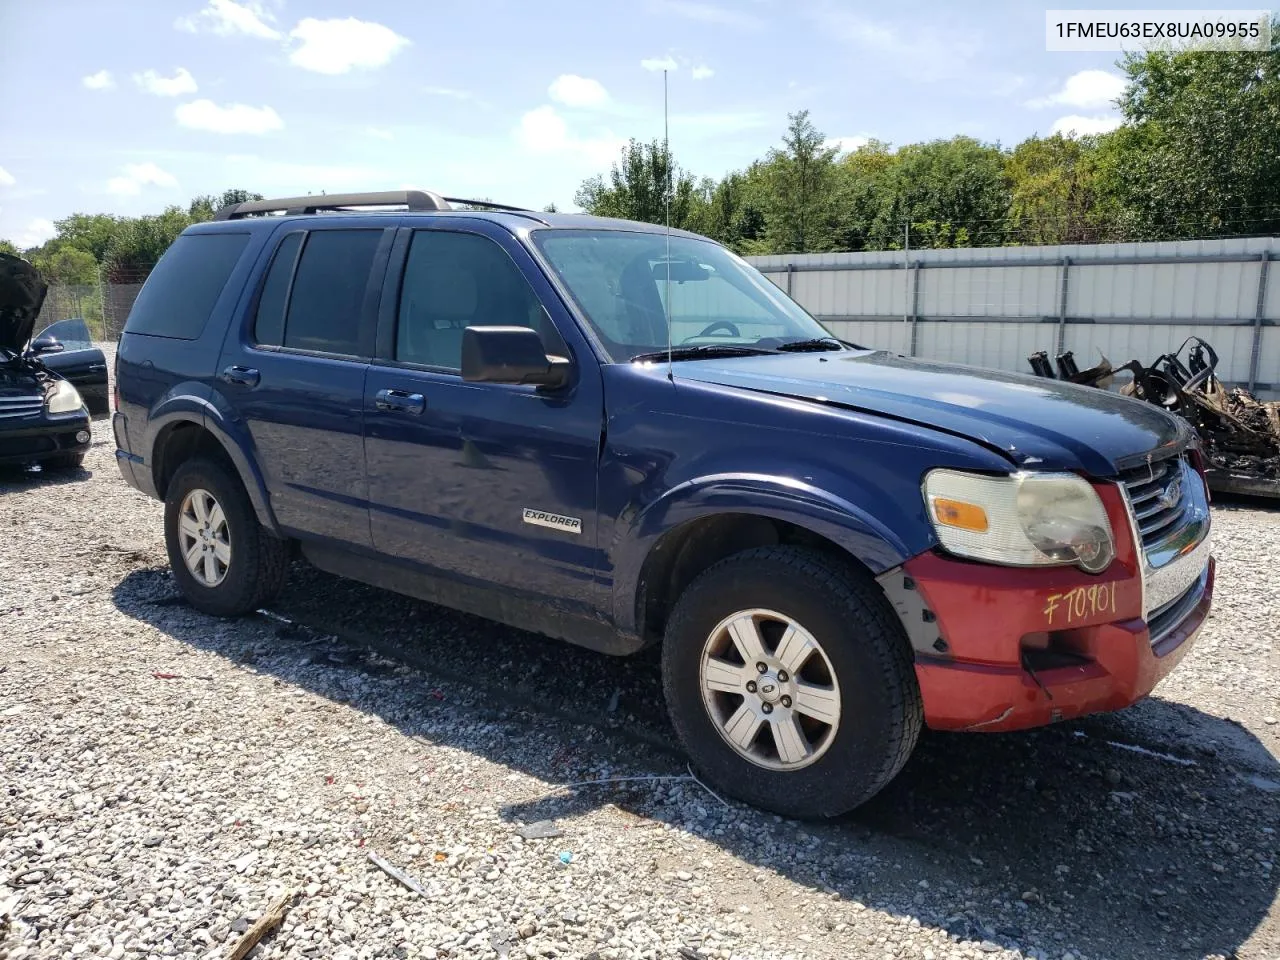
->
1107, 23, 1280, 239
1005, 134, 1114, 244
759, 111, 841, 253
694, 170, 766, 251
870, 136, 1011, 248
187, 188, 264, 222
103, 206, 196, 282
833, 140, 899, 251
51, 213, 123, 262
574, 139, 705, 230
30, 245, 99, 285
0, 239, 19, 257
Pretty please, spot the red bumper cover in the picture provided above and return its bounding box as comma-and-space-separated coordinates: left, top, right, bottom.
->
908, 484, 1213, 732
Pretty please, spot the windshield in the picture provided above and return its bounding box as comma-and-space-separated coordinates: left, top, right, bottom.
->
532, 229, 834, 362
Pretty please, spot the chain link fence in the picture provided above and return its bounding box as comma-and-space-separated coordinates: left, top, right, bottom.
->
36, 280, 146, 343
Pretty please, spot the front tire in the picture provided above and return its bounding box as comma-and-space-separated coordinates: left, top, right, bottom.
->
164, 458, 290, 617
41, 452, 85, 470
662, 546, 922, 818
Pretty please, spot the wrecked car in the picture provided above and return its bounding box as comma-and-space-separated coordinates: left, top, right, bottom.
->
1030, 339, 1280, 498
114, 190, 1213, 818
0, 253, 92, 470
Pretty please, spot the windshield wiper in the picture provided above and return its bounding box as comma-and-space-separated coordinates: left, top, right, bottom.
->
630, 344, 778, 363
776, 337, 847, 353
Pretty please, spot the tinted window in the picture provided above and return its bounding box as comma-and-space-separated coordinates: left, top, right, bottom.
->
253, 232, 302, 347
397, 231, 554, 369
284, 230, 381, 356
125, 233, 250, 339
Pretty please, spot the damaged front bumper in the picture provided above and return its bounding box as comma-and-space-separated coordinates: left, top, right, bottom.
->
883, 476, 1214, 732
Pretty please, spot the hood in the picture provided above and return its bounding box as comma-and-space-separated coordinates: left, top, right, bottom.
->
0, 253, 48, 354
680, 350, 1186, 477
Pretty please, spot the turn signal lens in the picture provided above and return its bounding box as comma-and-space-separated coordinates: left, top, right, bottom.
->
931, 498, 989, 532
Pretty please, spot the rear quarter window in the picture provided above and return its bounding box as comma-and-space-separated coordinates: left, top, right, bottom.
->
124, 232, 250, 339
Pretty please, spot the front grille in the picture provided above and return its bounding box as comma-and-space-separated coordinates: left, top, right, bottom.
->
1147, 567, 1208, 647
1118, 455, 1191, 549
0, 395, 43, 420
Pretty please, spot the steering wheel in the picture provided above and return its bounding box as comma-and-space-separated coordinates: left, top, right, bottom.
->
692, 320, 740, 339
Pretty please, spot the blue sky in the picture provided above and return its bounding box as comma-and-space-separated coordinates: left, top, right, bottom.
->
0, 0, 1206, 248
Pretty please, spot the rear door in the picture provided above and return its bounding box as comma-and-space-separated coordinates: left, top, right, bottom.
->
217, 222, 393, 547
363, 220, 605, 615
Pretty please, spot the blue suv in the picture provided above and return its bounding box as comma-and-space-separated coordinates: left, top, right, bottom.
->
114, 190, 1214, 817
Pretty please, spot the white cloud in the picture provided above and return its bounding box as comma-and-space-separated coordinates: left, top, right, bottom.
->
691, 65, 714, 80
288, 18, 409, 74
1050, 114, 1123, 137
176, 99, 283, 134
1028, 70, 1126, 110
424, 86, 474, 100
82, 70, 115, 90
106, 162, 179, 196
641, 56, 678, 72
366, 126, 395, 140
805, 6, 981, 82
648, 0, 765, 30
825, 136, 870, 153
548, 75, 609, 109
134, 67, 198, 97
176, 0, 280, 39
0, 166, 14, 187
13, 219, 55, 250
516, 106, 624, 166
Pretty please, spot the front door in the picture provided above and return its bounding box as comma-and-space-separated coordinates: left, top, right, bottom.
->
217, 224, 392, 546
363, 222, 604, 615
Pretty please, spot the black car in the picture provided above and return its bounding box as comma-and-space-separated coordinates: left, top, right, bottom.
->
0, 253, 92, 470
28, 317, 110, 416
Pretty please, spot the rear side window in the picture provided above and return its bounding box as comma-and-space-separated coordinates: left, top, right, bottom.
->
125, 233, 250, 339
282, 230, 381, 356
253, 232, 302, 347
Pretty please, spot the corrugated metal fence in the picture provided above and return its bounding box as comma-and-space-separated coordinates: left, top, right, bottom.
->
746, 237, 1279, 400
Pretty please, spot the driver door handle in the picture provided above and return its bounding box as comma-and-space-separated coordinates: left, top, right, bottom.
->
375, 388, 426, 414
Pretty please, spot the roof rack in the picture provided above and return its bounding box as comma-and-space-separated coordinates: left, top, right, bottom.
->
442, 197, 532, 213
212, 189, 451, 221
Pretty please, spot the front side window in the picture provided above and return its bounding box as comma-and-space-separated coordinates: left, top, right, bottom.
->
283, 229, 381, 356
532, 230, 833, 362
396, 230, 555, 370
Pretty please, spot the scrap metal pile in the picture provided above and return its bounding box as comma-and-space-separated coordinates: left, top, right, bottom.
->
1028, 337, 1280, 498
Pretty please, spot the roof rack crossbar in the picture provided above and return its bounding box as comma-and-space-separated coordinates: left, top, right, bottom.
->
213, 190, 451, 221
442, 197, 533, 213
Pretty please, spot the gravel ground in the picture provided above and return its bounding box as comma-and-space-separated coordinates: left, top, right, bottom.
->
1, 362, 1278, 960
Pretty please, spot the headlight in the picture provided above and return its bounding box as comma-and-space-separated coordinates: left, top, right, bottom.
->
923, 469, 1115, 573
46, 379, 84, 415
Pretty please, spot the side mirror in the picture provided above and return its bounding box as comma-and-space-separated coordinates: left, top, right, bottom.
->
461, 326, 570, 389
28, 335, 64, 356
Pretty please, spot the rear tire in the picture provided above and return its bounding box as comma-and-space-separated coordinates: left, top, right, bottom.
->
164, 458, 290, 617
662, 546, 922, 818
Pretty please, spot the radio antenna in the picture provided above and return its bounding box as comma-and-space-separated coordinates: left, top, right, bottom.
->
663, 67, 673, 382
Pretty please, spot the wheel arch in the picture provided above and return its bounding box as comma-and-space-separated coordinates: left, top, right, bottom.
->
621, 474, 918, 646
150, 412, 279, 534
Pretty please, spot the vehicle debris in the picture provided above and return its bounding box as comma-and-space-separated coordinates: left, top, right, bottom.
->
223, 889, 297, 960
366, 850, 430, 897
1029, 338, 1280, 497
